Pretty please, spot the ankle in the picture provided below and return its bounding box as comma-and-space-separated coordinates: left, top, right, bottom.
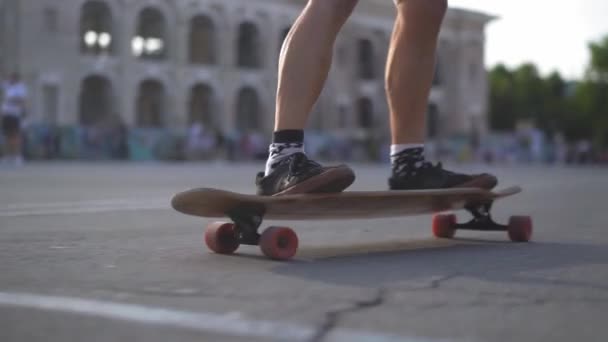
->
391, 144, 426, 175
265, 130, 305, 176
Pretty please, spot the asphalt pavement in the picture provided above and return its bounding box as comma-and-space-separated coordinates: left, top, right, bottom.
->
1, 161, 607, 341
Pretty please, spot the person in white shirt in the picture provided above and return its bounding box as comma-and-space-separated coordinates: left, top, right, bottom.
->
1, 72, 28, 165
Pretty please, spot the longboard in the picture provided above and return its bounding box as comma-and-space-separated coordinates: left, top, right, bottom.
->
171, 186, 532, 260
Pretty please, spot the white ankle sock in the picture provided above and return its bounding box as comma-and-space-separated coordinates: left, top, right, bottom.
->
390, 144, 424, 163
265, 143, 305, 176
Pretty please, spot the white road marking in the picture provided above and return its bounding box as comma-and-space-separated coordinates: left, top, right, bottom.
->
0, 292, 440, 342
0, 199, 169, 217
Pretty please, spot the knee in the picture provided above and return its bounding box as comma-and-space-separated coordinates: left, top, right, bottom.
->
394, 0, 447, 20
308, 0, 359, 21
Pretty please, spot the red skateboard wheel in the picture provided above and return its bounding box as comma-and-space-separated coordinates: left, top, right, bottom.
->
259, 226, 299, 261
507, 216, 533, 242
432, 214, 457, 239
204, 222, 240, 254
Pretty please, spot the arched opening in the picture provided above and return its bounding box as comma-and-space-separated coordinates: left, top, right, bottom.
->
80, 1, 113, 55
136, 80, 165, 127
132, 7, 167, 60
189, 84, 215, 127
237, 22, 261, 68
358, 39, 375, 80
189, 15, 216, 65
79, 75, 112, 125
357, 97, 374, 129
236, 87, 261, 132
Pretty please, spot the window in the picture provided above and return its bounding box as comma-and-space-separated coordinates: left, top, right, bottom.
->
189, 15, 216, 65
136, 80, 165, 127
237, 22, 261, 68
358, 39, 375, 80
80, 76, 112, 125
132, 8, 167, 60
357, 97, 374, 128
80, 1, 113, 55
236, 87, 260, 131
189, 84, 215, 127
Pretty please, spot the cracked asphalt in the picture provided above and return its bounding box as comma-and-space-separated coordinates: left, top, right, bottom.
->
1, 162, 608, 341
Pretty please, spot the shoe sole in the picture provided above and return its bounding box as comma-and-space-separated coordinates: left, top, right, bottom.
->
273, 165, 356, 196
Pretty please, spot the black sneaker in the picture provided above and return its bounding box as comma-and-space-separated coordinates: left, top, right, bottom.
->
256, 153, 355, 196
389, 161, 498, 190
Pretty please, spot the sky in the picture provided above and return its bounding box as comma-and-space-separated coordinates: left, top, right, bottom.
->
449, 0, 608, 80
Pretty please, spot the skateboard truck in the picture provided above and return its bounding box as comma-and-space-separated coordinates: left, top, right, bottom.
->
456, 200, 507, 231
205, 204, 299, 260
433, 198, 532, 242
227, 205, 265, 245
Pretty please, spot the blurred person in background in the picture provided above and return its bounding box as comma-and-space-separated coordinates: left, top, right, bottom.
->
1, 72, 28, 166
186, 122, 216, 160
255, 0, 496, 196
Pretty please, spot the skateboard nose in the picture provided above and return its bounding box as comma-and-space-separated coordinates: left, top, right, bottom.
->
171, 191, 192, 214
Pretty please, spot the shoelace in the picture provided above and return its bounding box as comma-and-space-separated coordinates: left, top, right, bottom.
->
288, 153, 321, 176
393, 153, 445, 176
418, 162, 446, 176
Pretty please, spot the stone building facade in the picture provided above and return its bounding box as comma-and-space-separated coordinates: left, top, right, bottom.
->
0, 0, 494, 140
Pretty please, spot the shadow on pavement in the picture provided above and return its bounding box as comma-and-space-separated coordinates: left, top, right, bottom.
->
273, 239, 608, 290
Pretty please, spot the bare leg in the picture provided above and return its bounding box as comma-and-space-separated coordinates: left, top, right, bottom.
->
258, 0, 358, 194
385, 0, 498, 191
386, 0, 447, 144
274, 0, 358, 130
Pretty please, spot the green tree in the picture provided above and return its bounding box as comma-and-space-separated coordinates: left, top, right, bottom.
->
540, 71, 570, 136
588, 35, 608, 82
489, 63, 566, 133
569, 35, 608, 146
488, 64, 516, 130
488, 34, 608, 147
512, 63, 545, 123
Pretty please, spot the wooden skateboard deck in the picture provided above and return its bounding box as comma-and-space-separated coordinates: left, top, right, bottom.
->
171, 186, 532, 261
171, 186, 521, 220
